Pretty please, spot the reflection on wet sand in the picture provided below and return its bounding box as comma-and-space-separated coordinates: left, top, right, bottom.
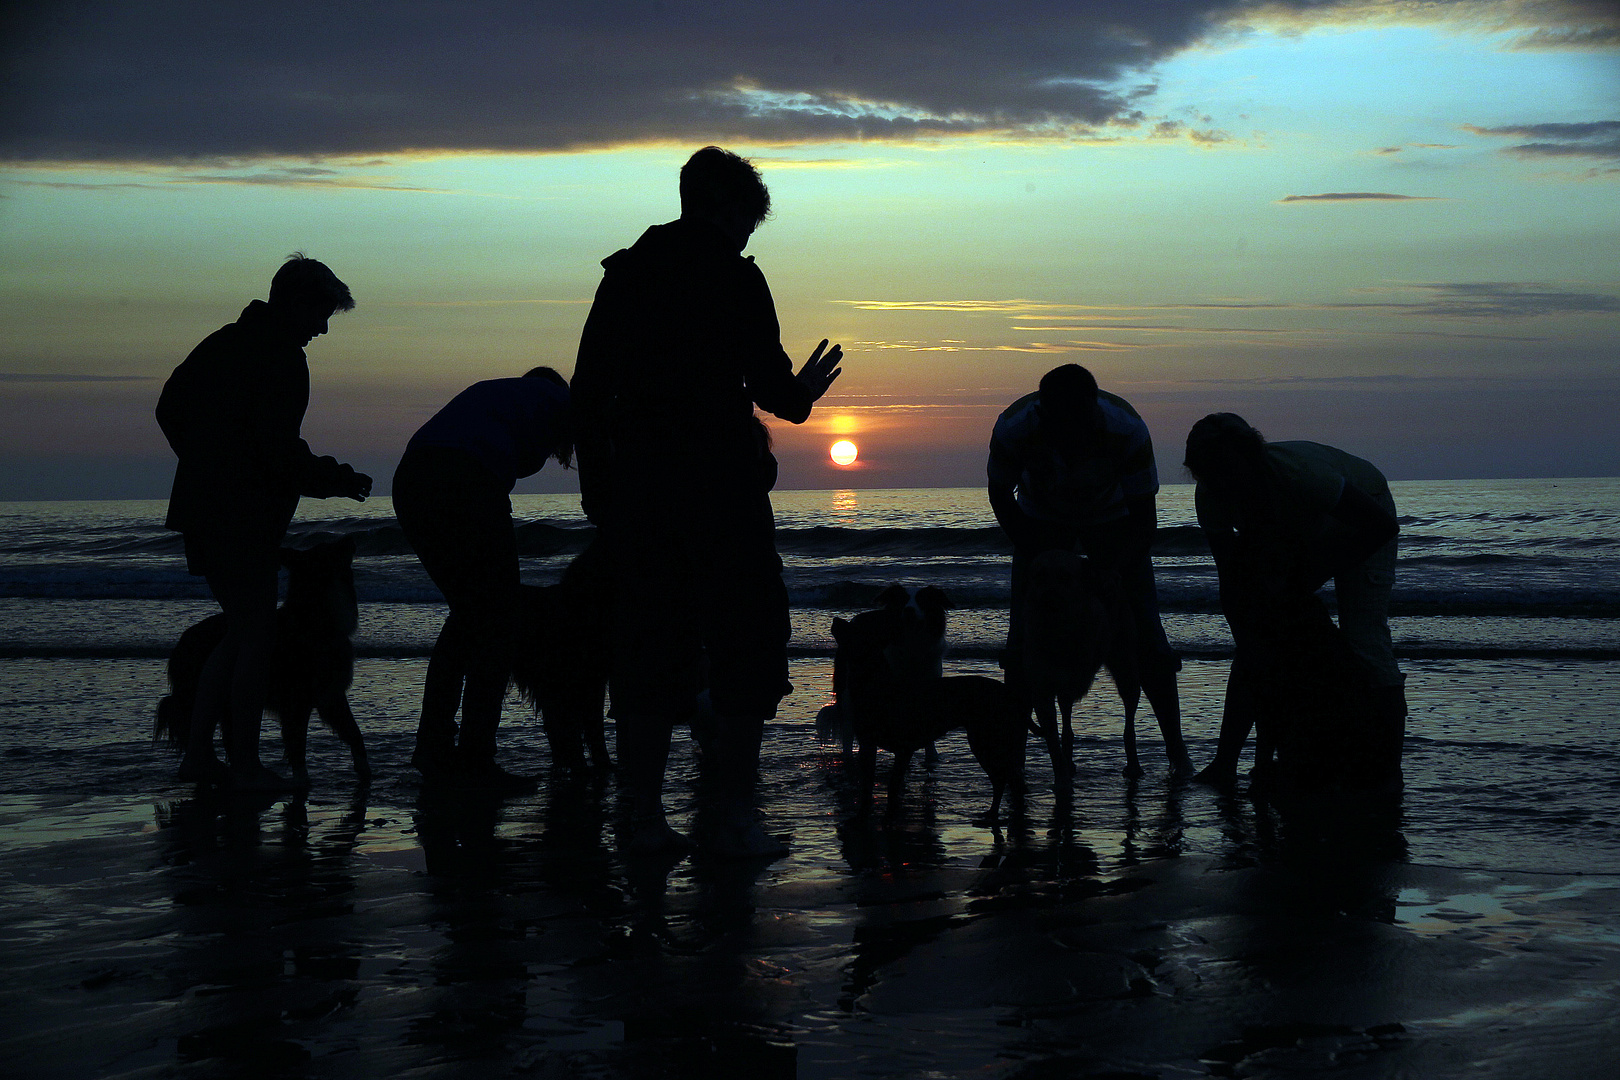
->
3, 715, 1619, 1079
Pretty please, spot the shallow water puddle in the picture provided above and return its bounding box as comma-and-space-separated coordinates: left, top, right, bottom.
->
1395, 875, 1620, 946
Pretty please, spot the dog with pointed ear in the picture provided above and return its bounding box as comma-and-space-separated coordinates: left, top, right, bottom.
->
157, 536, 369, 784
821, 584, 1025, 821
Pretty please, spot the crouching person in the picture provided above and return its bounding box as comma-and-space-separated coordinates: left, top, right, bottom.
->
1185, 413, 1405, 792
393, 367, 572, 793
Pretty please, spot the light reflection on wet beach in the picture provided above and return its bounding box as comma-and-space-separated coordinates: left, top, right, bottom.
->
1, 654, 1619, 1077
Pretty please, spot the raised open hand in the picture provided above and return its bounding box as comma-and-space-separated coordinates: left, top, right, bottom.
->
796, 339, 844, 402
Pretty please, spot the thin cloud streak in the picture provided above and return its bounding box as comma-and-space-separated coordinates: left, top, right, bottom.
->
839, 283, 1620, 322
1278, 191, 1444, 201
1464, 120, 1620, 158
0, 373, 154, 382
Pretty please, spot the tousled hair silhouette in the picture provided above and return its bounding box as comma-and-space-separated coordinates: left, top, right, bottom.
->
680, 146, 771, 229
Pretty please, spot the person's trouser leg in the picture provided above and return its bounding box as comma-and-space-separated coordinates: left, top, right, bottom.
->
695, 502, 790, 858
204, 561, 282, 786
1333, 525, 1404, 787
414, 611, 466, 771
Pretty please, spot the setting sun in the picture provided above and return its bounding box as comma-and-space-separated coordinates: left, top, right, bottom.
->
829, 440, 858, 467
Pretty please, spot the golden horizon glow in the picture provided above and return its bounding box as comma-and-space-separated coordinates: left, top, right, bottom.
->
830, 440, 859, 466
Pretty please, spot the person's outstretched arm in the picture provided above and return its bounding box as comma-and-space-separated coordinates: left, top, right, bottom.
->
737, 262, 841, 423
251, 357, 370, 501
987, 439, 1040, 552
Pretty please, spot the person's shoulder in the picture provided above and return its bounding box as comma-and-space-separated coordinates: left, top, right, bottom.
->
1097, 388, 1142, 419
995, 391, 1040, 428
991, 393, 1040, 448
1097, 391, 1150, 441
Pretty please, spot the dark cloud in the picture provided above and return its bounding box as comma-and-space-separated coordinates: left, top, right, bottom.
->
6, 1, 1604, 164
1278, 191, 1442, 201
1464, 120, 1620, 158
0, 1, 1263, 162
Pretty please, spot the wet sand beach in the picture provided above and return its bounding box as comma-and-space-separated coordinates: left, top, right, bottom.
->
3, 655, 1618, 1079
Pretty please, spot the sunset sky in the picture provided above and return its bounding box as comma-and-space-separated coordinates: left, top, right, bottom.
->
2, 0, 1616, 498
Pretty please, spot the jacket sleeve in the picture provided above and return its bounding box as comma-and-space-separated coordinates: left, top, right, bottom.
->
250, 353, 357, 497
737, 262, 814, 424
571, 277, 624, 525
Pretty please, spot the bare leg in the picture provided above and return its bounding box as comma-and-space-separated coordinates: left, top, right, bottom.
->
702, 712, 787, 858
413, 613, 465, 777
617, 714, 689, 855
1140, 670, 1193, 775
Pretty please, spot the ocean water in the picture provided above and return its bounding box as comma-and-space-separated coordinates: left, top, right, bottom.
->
2, 483, 1619, 1077
0, 478, 1617, 876
2, 478, 1618, 659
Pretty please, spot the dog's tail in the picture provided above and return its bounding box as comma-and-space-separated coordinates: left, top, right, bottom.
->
154, 693, 187, 746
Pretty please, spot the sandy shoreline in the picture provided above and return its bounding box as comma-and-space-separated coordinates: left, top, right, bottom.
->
2, 653, 1619, 1077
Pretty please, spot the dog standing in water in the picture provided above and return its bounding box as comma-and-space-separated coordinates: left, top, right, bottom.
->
509, 546, 613, 775
825, 585, 1025, 820
818, 584, 946, 756
1019, 549, 1142, 788
157, 537, 369, 784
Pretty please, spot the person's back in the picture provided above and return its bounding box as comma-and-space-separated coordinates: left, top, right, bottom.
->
576, 216, 807, 506
989, 386, 1156, 530
407, 375, 569, 492
158, 302, 316, 542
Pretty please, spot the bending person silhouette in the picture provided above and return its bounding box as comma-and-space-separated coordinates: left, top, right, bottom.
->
393, 368, 572, 793
1184, 413, 1404, 789
156, 254, 372, 790
573, 146, 843, 858
989, 364, 1193, 776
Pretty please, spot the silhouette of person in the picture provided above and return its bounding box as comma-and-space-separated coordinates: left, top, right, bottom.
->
988, 364, 1192, 775
391, 367, 573, 793
156, 253, 372, 791
572, 146, 843, 857
1184, 413, 1404, 788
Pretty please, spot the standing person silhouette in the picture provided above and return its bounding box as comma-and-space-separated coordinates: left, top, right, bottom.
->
157, 254, 372, 791
1184, 413, 1404, 789
573, 146, 843, 858
988, 364, 1193, 777
392, 367, 572, 793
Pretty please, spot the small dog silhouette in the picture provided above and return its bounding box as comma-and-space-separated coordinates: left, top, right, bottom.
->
828, 586, 1025, 819
156, 537, 370, 783
510, 545, 612, 775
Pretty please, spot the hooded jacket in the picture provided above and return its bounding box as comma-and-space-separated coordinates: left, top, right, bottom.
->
157, 300, 357, 549
571, 217, 812, 524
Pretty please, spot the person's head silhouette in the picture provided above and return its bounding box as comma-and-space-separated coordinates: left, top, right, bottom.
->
1035, 363, 1106, 457
1184, 412, 1268, 490
679, 146, 770, 251
267, 253, 353, 346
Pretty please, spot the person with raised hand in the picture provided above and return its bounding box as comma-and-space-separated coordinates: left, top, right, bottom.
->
572, 146, 844, 858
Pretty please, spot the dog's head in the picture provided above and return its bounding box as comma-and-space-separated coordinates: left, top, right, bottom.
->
833, 584, 949, 687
